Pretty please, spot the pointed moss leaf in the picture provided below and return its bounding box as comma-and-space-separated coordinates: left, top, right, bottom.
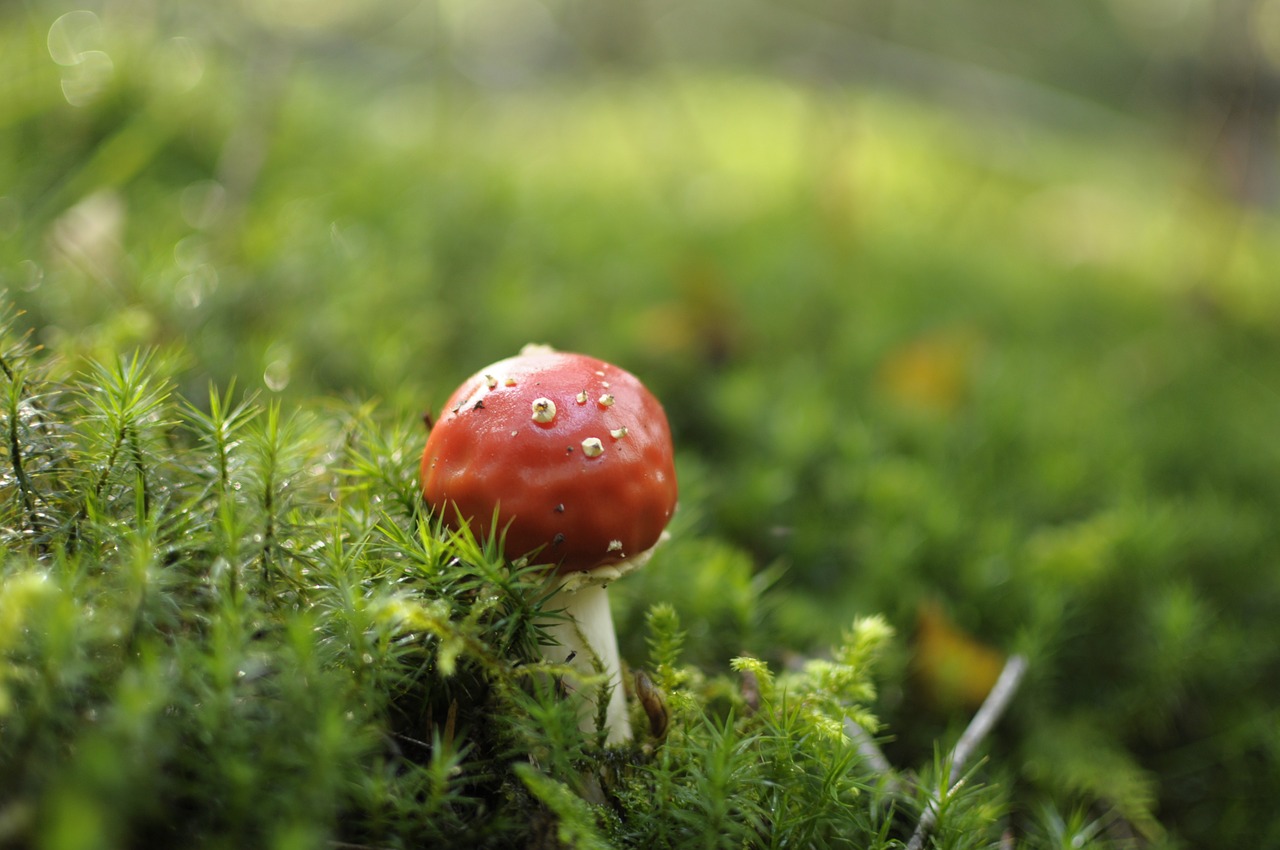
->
513, 763, 612, 850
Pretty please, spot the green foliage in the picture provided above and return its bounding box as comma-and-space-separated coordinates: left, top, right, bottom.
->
0, 313, 1030, 848
6, 3, 1280, 844
611, 613, 903, 850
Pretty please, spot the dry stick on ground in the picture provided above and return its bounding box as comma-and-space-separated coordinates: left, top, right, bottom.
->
844, 718, 901, 795
905, 654, 1029, 850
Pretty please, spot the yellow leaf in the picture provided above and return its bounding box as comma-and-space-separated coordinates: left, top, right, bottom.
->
911, 600, 1004, 712
876, 327, 983, 416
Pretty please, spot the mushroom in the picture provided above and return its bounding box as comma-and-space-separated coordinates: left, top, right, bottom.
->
421, 344, 678, 743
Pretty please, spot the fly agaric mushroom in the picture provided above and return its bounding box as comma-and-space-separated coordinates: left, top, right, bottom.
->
421, 344, 677, 743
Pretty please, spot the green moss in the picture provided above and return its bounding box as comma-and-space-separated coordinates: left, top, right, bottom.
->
6, 7, 1280, 841
0, 311, 1018, 848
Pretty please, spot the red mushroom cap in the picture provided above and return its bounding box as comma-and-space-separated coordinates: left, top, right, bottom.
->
421, 347, 678, 573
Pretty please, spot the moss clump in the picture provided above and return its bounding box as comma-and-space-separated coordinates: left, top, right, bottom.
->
0, 309, 1044, 849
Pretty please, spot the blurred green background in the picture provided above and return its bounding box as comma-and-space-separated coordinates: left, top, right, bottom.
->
5, 0, 1280, 845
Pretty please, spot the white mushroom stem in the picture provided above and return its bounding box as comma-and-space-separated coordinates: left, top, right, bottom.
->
540, 580, 632, 744
536, 544, 661, 746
